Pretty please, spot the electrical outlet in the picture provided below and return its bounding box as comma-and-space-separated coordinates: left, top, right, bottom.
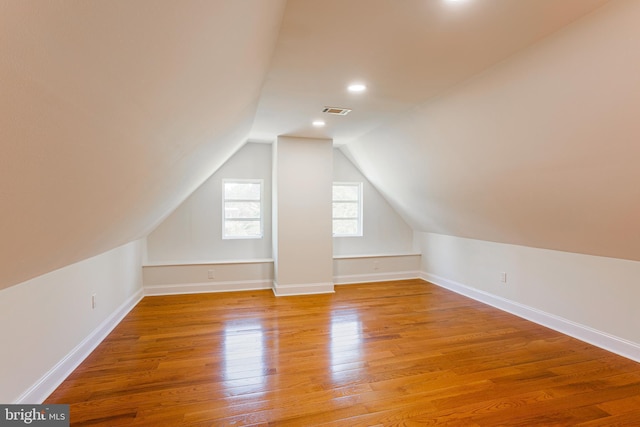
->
208, 269, 215, 280
91, 293, 96, 309
500, 272, 507, 283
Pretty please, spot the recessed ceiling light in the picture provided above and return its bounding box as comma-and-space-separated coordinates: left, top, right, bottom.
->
347, 83, 367, 93
312, 120, 326, 127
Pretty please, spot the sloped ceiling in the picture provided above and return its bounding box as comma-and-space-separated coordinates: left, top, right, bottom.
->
250, 0, 609, 144
4, 0, 637, 290
343, 0, 640, 261
249, 0, 640, 262
0, 0, 286, 289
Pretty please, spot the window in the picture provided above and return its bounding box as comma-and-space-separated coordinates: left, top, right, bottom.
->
223, 179, 263, 239
332, 182, 363, 237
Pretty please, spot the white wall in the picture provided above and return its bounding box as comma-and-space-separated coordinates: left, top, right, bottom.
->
418, 232, 640, 361
333, 148, 414, 256
273, 137, 334, 295
143, 260, 273, 295
0, 240, 144, 403
146, 142, 273, 263
147, 144, 415, 265
334, 254, 420, 285
145, 141, 419, 294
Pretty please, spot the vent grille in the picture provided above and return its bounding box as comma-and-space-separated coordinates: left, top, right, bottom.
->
322, 107, 352, 116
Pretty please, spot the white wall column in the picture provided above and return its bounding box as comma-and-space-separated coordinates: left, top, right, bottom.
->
272, 136, 334, 296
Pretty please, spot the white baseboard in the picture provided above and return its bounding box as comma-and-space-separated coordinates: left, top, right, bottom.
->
421, 272, 640, 363
144, 279, 272, 296
334, 270, 420, 285
272, 281, 335, 296
16, 288, 144, 404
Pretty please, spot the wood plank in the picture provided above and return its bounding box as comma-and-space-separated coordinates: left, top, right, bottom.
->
45, 279, 640, 426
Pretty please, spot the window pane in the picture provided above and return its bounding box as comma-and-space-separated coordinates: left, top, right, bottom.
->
225, 220, 261, 237
225, 201, 261, 219
333, 185, 359, 201
332, 182, 362, 236
224, 182, 261, 200
223, 180, 263, 239
333, 219, 358, 236
332, 202, 358, 218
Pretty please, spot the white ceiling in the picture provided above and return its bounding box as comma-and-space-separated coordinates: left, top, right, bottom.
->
5, 0, 637, 291
0, 0, 285, 289
250, 0, 609, 145
343, 0, 640, 261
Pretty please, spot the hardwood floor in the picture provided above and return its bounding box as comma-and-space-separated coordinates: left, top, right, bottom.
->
47, 279, 640, 426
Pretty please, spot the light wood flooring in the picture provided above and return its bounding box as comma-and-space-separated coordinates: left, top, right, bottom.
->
47, 279, 640, 426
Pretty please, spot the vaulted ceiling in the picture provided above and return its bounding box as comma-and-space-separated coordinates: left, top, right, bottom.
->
5, 0, 640, 291
250, 0, 609, 144
0, 0, 286, 289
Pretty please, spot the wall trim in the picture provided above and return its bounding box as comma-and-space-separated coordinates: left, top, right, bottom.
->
272, 281, 335, 296
334, 270, 420, 285
144, 280, 272, 296
16, 288, 144, 404
333, 253, 421, 260
143, 258, 274, 267
421, 272, 640, 364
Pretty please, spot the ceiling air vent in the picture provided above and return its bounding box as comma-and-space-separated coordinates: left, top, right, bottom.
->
322, 106, 352, 116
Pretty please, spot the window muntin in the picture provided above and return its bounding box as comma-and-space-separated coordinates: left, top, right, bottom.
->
332, 182, 362, 237
223, 180, 263, 239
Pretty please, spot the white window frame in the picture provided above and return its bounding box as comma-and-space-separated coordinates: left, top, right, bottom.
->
222, 179, 264, 239
332, 182, 363, 237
